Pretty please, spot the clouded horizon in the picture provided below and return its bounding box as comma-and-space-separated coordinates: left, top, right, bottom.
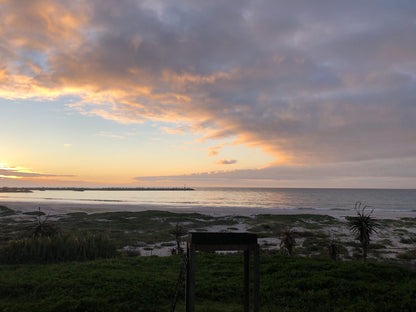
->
1, 0, 415, 188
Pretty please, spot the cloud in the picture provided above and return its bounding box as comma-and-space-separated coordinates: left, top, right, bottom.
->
0, 168, 72, 178
206, 143, 227, 157
135, 157, 416, 188
95, 131, 125, 139
1, 0, 416, 170
0, 163, 74, 180
161, 125, 189, 135
215, 158, 237, 165
207, 149, 219, 157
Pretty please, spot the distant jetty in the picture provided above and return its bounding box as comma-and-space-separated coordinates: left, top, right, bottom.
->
0, 187, 33, 193
0, 187, 194, 192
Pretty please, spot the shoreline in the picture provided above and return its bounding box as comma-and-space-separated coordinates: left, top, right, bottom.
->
1, 200, 416, 260
1, 200, 415, 219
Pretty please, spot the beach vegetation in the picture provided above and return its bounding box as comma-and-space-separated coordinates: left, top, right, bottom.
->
393, 228, 410, 234
169, 224, 187, 254
122, 246, 141, 257
378, 238, 393, 246
194, 228, 208, 232
2, 205, 416, 310
249, 213, 341, 226
280, 229, 296, 256
0, 205, 15, 217
400, 237, 413, 244
1, 207, 117, 263
302, 237, 327, 254
26, 207, 58, 238
300, 236, 349, 259
2, 205, 416, 263
161, 242, 175, 247
0, 232, 117, 264
328, 239, 338, 260
1, 254, 416, 311
53, 210, 241, 247
347, 202, 380, 261
396, 249, 416, 260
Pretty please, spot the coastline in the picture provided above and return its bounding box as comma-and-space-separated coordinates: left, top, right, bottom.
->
1, 200, 415, 219
1, 200, 416, 260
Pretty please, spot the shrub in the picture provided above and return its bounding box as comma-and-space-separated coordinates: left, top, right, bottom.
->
0, 233, 117, 264
396, 249, 416, 260
122, 246, 141, 257
399, 237, 414, 244
26, 207, 59, 238
280, 229, 296, 256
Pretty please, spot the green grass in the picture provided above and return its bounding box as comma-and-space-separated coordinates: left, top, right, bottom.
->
1, 207, 416, 311
246, 214, 344, 234
3, 207, 416, 262
0, 206, 15, 217
1, 254, 415, 312
0, 233, 117, 264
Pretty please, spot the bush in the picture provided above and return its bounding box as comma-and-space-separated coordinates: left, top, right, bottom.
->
1, 255, 416, 311
25, 207, 59, 238
399, 237, 414, 244
396, 249, 416, 260
0, 233, 117, 264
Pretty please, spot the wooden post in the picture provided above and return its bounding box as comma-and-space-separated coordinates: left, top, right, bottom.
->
253, 244, 260, 312
186, 243, 196, 312
185, 233, 259, 312
244, 249, 250, 312
185, 244, 190, 312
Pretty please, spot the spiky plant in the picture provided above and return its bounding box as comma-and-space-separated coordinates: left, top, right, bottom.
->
169, 224, 187, 254
348, 202, 380, 261
28, 207, 58, 238
280, 229, 296, 256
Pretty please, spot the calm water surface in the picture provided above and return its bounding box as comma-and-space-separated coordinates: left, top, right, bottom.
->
1, 188, 415, 213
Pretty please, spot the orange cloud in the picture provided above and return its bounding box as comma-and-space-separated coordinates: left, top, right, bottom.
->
160, 126, 189, 135
1, 0, 415, 172
215, 158, 237, 165
0, 0, 88, 51
206, 143, 228, 157
0, 163, 73, 179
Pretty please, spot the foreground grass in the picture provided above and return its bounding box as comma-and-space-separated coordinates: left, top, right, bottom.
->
1, 254, 415, 312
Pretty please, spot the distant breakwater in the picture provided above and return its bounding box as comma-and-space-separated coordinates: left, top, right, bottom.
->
0, 187, 194, 193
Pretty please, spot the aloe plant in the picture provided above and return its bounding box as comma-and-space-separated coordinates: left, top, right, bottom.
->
169, 224, 187, 254
348, 202, 380, 261
27, 207, 58, 238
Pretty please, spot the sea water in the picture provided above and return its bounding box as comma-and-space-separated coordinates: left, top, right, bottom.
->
1, 187, 415, 214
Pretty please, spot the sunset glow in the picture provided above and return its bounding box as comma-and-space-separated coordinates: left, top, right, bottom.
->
1, 0, 415, 188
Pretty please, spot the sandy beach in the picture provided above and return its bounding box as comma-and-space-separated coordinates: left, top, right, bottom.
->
2, 200, 416, 219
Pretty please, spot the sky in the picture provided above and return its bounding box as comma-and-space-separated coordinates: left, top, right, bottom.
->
0, 0, 415, 188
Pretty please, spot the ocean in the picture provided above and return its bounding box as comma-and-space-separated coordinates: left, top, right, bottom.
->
1, 187, 415, 215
